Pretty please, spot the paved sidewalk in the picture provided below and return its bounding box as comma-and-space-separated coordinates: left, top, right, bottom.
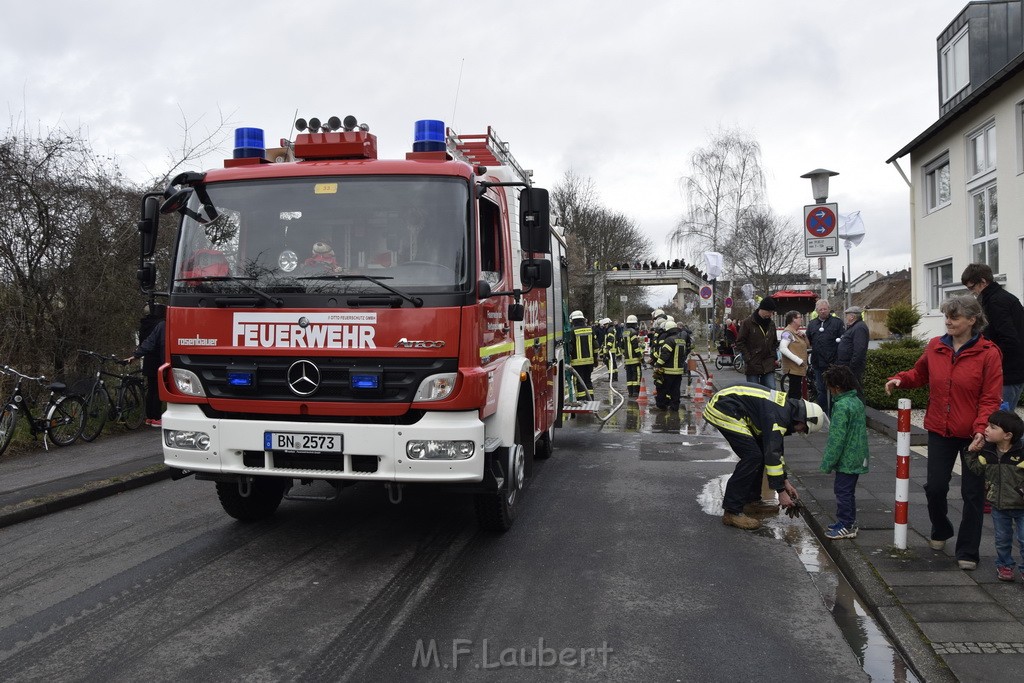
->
0, 428, 167, 528
711, 372, 1024, 683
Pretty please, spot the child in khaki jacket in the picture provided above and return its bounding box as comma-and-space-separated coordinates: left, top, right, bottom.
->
966, 410, 1024, 581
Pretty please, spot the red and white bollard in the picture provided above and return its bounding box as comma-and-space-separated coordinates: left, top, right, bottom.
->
894, 398, 912, 549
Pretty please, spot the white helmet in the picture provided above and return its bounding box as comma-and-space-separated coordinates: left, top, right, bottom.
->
626, 315, 638, 324
801, 400, 830, 433
570, 310, 585, 321
663, 321, 678, 331
651, 308, 665, 319
600, 317, 612, 325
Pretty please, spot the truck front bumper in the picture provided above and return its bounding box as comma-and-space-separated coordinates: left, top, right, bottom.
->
161, 404, 486, 483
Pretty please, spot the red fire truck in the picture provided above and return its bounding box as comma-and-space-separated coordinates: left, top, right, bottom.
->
137, 116, 567, 531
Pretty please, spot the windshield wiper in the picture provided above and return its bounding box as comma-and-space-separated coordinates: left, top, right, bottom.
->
174, 276, 283, 307
297, 274, 423, 307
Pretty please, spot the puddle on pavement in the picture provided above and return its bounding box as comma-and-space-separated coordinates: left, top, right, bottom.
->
576, 393, 920, 680
698, 474, 920, 683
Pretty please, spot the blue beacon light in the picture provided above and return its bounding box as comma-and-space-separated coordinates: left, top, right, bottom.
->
233, 127, 265, 159
413, 120, 445, 152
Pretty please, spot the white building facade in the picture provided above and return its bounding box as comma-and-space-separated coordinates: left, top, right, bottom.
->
889, 0, 1024, 338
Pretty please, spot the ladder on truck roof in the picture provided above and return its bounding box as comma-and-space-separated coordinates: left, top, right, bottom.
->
447, 127, 532, 185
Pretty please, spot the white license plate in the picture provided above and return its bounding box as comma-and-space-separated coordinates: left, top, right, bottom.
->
265, 432, 342, 453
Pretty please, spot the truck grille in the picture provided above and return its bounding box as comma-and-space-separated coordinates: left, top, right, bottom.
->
174, 354, 457, 403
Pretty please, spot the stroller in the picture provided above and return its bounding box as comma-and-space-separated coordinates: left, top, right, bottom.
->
714, 340, 745, 373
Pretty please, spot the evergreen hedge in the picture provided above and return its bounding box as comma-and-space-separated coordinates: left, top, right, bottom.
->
863, 346, 930, 410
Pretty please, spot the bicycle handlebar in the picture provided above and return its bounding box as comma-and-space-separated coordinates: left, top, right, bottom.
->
0, 365, 48, 383
78, 349, 130, 366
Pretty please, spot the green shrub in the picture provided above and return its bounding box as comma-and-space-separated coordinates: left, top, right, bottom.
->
878, 337, 926, 351
886, 302, 922, 337
863, 346, 930, 410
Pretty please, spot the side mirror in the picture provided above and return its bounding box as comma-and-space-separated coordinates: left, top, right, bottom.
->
521, 258, 552, 289
477, 279, 493, 299
519, 187, 551, 254
138, 194, 161, 258
137, 263, 156, 290
160, 187, 193, 215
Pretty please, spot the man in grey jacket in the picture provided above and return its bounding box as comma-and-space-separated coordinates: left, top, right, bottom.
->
836, 306, 869, 386
806, 299, 844, 412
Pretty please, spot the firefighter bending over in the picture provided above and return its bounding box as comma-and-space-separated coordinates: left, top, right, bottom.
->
568, 310, 596, 400
705, 384, 829, 530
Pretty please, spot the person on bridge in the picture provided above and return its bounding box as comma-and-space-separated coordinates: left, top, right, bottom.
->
568, 310, 596, 400
735, 296, 780, 389
622, 315, 644, 398
705, 384, 829, 531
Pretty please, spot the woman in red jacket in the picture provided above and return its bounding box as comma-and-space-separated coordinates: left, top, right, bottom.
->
885, 295, 1003, 570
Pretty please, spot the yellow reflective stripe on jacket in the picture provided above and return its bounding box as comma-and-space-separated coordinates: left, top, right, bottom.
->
704, 401, 753, 436
765, 462, 785, 477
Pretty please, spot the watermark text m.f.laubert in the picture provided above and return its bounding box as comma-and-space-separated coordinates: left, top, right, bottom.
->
412, 638, 613, 670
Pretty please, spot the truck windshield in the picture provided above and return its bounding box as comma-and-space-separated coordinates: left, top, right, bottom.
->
172, 176, 470, 296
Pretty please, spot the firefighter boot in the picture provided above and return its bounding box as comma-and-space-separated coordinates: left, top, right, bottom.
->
722, 512, 761, 530
743, 500, 781, 516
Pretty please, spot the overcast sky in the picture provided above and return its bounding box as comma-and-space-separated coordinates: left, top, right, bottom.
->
3, 0, 969, 288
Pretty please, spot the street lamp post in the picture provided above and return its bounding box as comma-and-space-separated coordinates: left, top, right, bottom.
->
800, 168, 839, 302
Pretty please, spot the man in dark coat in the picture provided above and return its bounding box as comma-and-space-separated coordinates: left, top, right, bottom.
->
836, 305, 869, 385
735, 297, 780, 389
806, 299, 844, 412
130, 304, 166, 426
963, 263, 1024, 409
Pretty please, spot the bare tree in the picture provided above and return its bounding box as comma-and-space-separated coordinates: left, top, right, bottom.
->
551, 170, 653, 317
723, 208, 803, 298
671, 128, 766, 263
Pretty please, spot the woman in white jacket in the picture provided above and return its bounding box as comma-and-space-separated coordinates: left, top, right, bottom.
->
780, 310, 809, 401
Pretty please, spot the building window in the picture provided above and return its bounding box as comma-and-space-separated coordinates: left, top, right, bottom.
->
968, 121, 996, 178
927, 259, 953, 310
924, 154, 951, 212
941, 27, 969, 102
970, 183, 999, 273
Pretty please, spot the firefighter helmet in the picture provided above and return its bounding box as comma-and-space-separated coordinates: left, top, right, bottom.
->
570, 310, 585, 321
626, 315, 638, 324
800, 400, 829, 433
663, 321, 678, 331
651, 308, 665, 319
599, 317, 612, 325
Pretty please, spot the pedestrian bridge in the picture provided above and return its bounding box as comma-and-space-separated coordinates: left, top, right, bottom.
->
593, 268, 710, 318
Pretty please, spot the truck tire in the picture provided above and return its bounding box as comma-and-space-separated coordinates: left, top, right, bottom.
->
216, 477, 288, 521
535, 424, 554, 460
475, 419, 526, 532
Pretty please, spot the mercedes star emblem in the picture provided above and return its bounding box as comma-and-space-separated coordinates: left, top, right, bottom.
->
286, 359, 321, 396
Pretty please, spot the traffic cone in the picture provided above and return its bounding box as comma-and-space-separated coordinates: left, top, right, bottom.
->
637, 378, 649, 405
693, 383, 705, 403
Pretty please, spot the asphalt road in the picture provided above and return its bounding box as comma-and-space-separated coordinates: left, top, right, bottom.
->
0, 412, 869, 682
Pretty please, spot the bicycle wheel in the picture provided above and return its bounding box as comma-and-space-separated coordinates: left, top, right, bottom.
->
121, 382, 146, 430
0, 404, 17, 456
47, 394, 85, 446
80, 386, 110, 442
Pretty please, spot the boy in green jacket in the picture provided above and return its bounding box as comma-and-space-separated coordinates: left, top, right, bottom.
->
965, 409, 1024, 581
819, 365, 870, 539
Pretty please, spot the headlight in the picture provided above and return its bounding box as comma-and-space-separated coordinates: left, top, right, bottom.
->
172, 368, 206, 397
406, 440, 475, 460
164, 430, 211, 451
413, 373, 457, 401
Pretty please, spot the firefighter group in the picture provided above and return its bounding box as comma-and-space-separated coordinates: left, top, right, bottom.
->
567, 308, 692, 409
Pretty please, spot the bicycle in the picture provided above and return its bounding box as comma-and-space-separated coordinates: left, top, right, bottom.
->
77, 350, 147, 441
0, 365, 86, 456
